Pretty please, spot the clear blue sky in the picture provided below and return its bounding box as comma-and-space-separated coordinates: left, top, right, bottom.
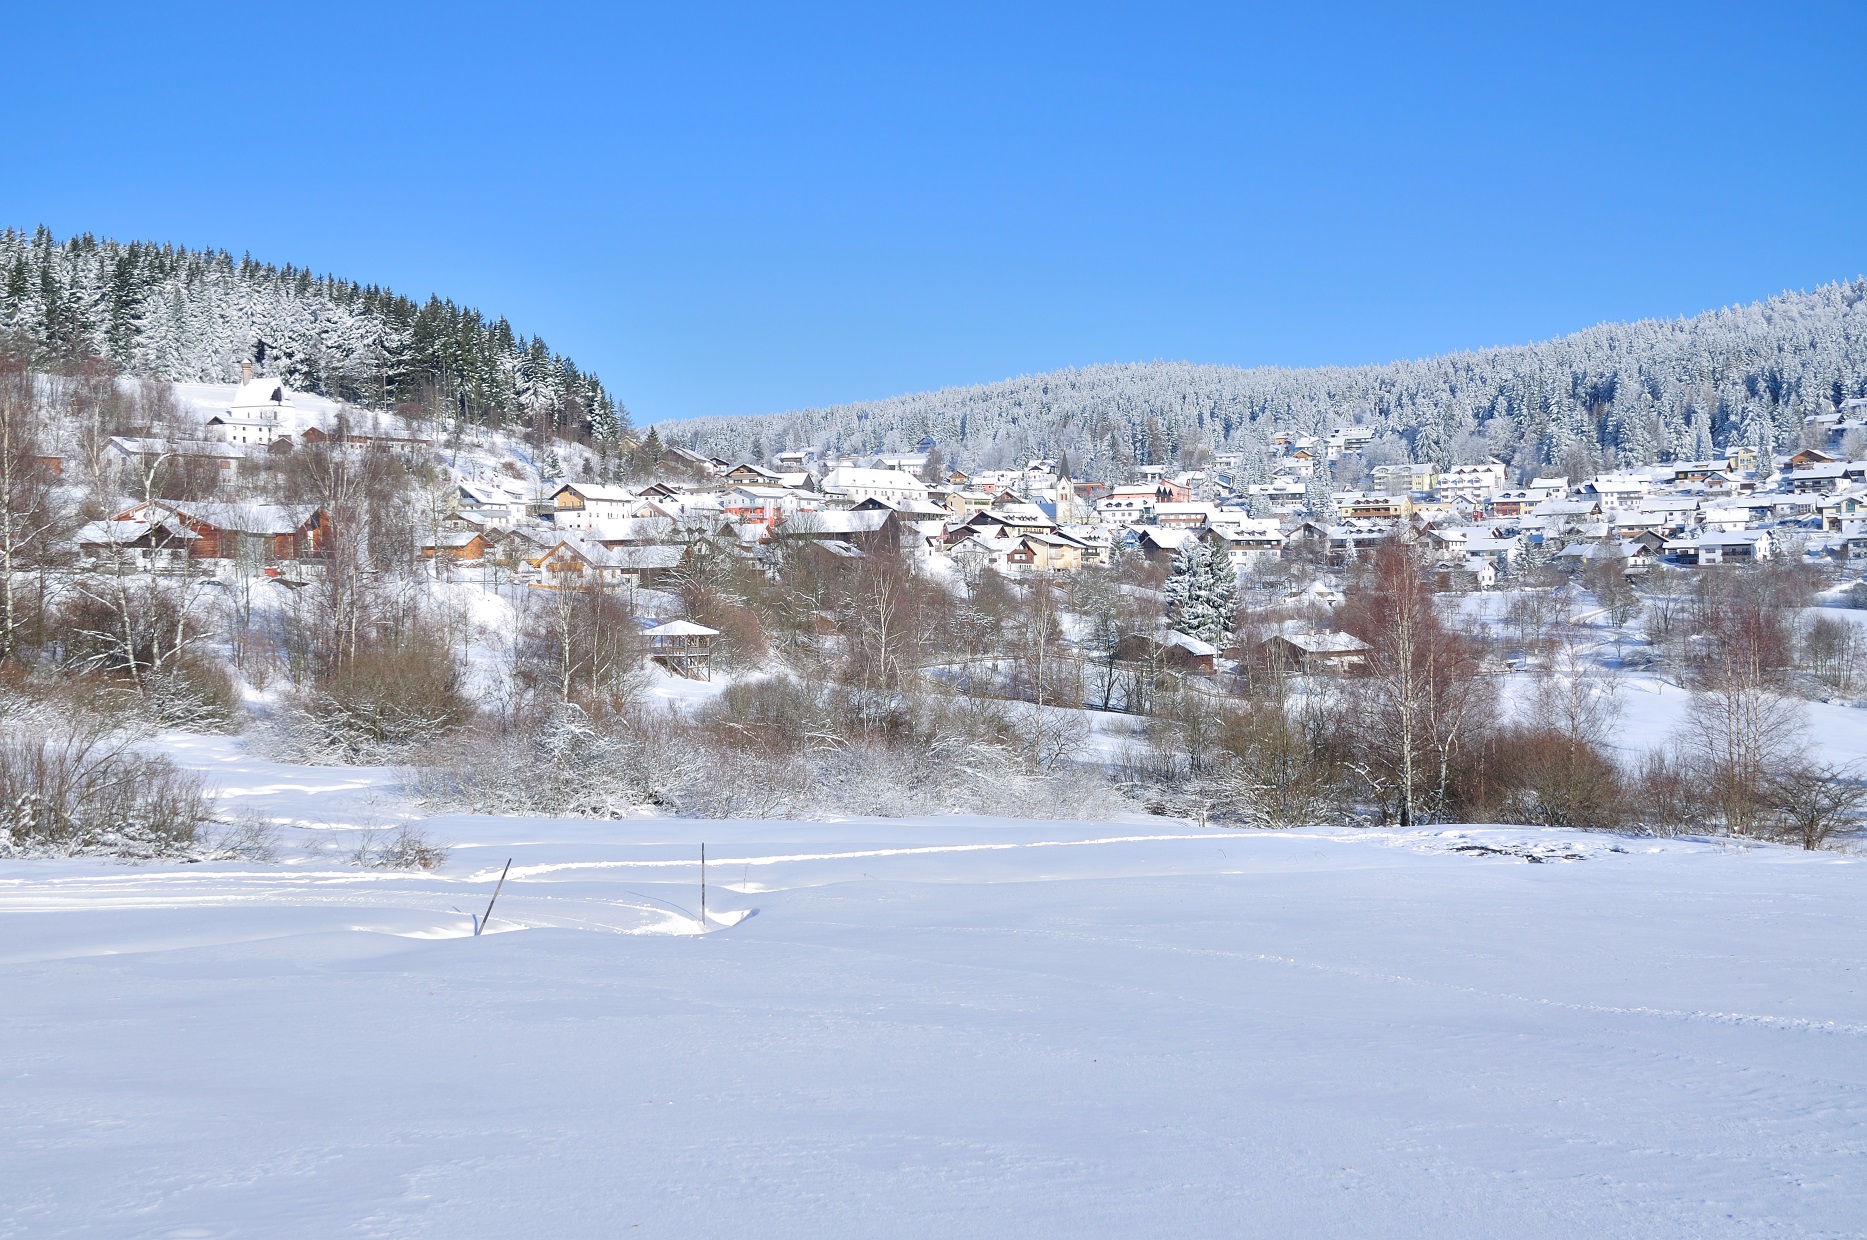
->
2, 2, 1863, 423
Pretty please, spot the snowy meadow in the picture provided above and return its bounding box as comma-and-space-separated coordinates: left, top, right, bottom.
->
2, 738, 1864, 1238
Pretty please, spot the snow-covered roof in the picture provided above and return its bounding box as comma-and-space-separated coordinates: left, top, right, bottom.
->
228, 376, 293, 411
1163, 631, 1218, 657
107, 436, 242, 459
1555, 542, 1622, 560
1132, 526, 1196, 549
820, 466, 927, 492
424, 530, 486, 549
553, 482, 637, 503
642, 620, 719, 637
583, 517, 679, 544
787, 510, 892, 536
136, 500, 321, 536
75, 517, 197, 546
1275, 631, 1371, 654
607, 545, 686, 570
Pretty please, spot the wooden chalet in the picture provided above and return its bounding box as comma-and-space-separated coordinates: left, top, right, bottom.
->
104, 500, 330, 561
420, 530, 490, 562
1257, 631, 1371, 673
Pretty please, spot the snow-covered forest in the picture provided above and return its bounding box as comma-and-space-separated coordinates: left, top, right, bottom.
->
667, 280, 1867, 478
0, 227, 626, 442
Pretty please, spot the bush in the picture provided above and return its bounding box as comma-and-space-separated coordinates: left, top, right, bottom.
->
1623, 748, 1708, 835
0, 727, 217, 858
289, 636, 474, 762
209, 809, 281, 862
411, 685, 1129, 822
1473, 727, 1629, 830
141, 657, 243, 732
350, 823, 449, 870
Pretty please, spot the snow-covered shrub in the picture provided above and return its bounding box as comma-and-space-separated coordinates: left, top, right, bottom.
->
139, 659, 243, 733
349, 823, 448, 870
410, 686, 1134, 822
408, 702, 703, 818
272, 638, 475, 764
0, 726, 216, 858
208, 810, 281, 862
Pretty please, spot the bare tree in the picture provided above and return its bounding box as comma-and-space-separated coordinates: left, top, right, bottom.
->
1679, 568, 1807, 833
0, 349, 65, 664
1761, 761, 1865, 851
516, 582, 644, 709
1527, 635, 1622, 756
1337, 537, 1496, 825
1802, 614, 1862, 695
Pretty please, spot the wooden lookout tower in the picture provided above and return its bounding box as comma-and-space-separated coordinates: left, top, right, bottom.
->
643, 620, 720, 680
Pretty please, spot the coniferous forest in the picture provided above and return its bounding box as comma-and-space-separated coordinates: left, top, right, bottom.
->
668, 280, 1867, 479
0, 227, 626, 442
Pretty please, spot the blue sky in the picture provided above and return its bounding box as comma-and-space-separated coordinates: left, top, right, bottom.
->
2, 2, 1863, 423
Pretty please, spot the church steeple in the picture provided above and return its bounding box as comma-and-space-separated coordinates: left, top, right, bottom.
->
1054, 451, 1078, 523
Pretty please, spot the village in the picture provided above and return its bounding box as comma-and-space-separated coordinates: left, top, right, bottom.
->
63, 369, 1867, 674
3, 360, 1856, 844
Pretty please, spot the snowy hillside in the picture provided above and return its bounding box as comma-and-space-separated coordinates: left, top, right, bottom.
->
2, 734, 1862, 1237
664, 279, 1867, 477
0, 228, 624, 440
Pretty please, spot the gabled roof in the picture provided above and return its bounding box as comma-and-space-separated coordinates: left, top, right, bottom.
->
783, 510, 893, 536
607, 544, 686, 570
107, 435, 242, 460
552, 482, 637, 503
820, 466, 927, 491
130, 500, 322, 536
1163, 631, 1218, 657
228, 376, 293, 410
423, 530, 486, 549
76, 516, 198, 546
1271, 631, 1370, 655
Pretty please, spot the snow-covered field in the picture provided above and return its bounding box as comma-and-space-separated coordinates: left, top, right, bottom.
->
2, 740, 1864, 1238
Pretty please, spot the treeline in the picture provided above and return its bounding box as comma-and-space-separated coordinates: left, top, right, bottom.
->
0, 226, 627, 441
666, 280, 1867, 479
1126, 542, 1860, 849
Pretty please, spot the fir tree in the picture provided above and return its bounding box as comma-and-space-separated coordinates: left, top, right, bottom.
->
1165, 539, 1237, 646
1304, 463, 1334, 519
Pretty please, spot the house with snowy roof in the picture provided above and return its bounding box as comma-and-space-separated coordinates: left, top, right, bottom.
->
1662, 530, 1773, 565
818, 466, 929, 506
547, 482, 639, 529
94, 499, 330, 563
1257, 631, 1371, 673
204, 363, 297, 447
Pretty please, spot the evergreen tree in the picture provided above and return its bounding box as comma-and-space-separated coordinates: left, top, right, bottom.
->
1304, 462, 1334, 519
1165, 539, 1237, 646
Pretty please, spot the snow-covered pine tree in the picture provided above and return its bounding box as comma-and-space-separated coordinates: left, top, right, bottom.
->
1198, 540, 1238, 646
1304, 463, 1334, 520
1166, 539, 1237, 647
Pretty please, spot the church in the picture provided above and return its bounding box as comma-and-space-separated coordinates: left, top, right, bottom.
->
205, 362, 298, 447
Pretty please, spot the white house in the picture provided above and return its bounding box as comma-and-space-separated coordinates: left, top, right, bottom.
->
1464, 535, 1521, 573
1437, 459, 1510, 502
1663, 530, 1773, 565
818, 466, 929, 506
455, 480, 532, 526
547, 482, 639, 529
1096, 485, 1159, 526
205, 365, 299, 447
